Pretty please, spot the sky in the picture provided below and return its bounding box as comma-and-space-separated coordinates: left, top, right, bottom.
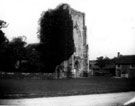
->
0, 0, 135, 60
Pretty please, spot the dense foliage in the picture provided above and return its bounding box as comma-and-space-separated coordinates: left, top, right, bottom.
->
96, 56, 117, 69
0, 20, 9, 71
0, 4, 75, 73
38, 4, 74, 72
0, 20, 8, 45
7, 37, 26, 71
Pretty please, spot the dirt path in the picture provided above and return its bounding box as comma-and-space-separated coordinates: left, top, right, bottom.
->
0, 91, 135, 106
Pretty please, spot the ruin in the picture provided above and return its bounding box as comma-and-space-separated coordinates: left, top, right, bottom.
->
56, 4, 89, 78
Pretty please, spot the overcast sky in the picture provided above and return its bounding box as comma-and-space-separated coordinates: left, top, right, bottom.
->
0, 0, 135, 60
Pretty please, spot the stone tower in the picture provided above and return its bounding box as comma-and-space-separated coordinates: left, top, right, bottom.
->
56, 4, 89, 78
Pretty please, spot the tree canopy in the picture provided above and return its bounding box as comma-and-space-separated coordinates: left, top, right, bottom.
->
0, 20, 9, 71
0, 20, 8, 29
38, 4, 74, 72
7, 36, 27, 71
96, 56, 110, 68
0, 20, 8, 45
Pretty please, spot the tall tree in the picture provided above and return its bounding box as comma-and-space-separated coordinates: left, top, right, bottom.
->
38, 4, 74, 72
25, 44, 42, 72
8, 36, 26, 71
0, 20, 9, 71
96, 56, 111, 69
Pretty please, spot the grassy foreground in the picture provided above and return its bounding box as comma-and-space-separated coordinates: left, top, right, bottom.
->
0, 77, 135, 99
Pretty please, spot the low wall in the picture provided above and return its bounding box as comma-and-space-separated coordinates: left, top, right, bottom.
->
0, 72, 57, 79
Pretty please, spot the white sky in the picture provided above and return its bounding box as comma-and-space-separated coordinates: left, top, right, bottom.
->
0, 0, 135, 60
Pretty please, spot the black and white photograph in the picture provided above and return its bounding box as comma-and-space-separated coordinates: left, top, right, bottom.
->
0, 0, 135, 106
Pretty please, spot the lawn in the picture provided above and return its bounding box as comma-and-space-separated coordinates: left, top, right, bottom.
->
0, 76, 135, 99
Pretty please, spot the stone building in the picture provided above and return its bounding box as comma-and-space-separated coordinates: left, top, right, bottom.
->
56, 4, 89, 78
115, 53, 135, 78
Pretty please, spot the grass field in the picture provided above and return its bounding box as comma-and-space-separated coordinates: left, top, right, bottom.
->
0, 77, 135, 99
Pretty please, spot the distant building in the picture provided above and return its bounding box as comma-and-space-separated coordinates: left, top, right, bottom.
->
89, 60, 99, 76
115, 53, 135, 78
56, 4, 89, 78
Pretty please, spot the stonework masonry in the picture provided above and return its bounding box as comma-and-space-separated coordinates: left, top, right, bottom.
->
56, 5, 89, 78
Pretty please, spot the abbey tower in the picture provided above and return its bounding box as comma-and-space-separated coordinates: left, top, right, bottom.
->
57, 4, 89, 78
